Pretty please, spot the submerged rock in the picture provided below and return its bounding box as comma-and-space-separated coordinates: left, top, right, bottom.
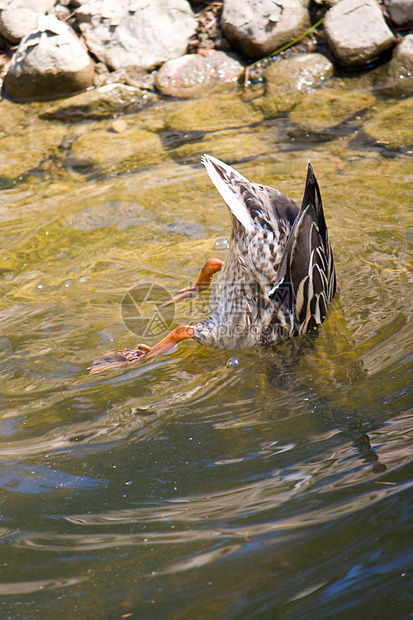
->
364, 98, 413, 150
69, 126, 165, 173
374, 35, 413, 96
289, 88, 376, 132
42, 83, 156, 120
324, 0, 396, 68
164, 93, 263, 132
155, 51, 244, 98
76, 0, 197, 71
4, 15, 94, 101
0, 0, 54, 44
258, 53, 334, 118
221, 0, 310, 60
167, 126, 268, 164
0, 98, 68, 179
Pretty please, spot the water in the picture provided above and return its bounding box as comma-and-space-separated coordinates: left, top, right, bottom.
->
0, 81, 412, 619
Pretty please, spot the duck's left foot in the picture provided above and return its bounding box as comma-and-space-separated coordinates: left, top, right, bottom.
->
88, 344, 151, 374
162, 257, 224, 306
89, 325, 195, 374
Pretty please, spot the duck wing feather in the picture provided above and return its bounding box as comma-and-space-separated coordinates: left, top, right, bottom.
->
271, 163, 337, 335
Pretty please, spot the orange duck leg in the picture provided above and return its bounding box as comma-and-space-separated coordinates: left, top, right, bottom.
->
89, 325, 195, 374
162, 257, 223, 306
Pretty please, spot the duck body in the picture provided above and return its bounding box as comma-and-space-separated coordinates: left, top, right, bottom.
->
89, 155, 337, 374
193, 155, 337, 349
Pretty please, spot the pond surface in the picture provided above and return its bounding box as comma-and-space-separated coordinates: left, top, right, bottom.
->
0, 80, 412, 619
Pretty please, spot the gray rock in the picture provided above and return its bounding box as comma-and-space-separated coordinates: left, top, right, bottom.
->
155, 51, 244, 98
221, 0, 311, 60
324, 0, 396, 67
383, 0, 413, 26
374, 34, 413, 96
4, 15, 95, 101
0, 0, 54, 44
77, 0, 197, 71
258, 53, 334, 118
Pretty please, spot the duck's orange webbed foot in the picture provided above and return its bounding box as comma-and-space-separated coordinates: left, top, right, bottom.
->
89, 325, 194, 374
162, 257, 223, 307
88, 345, 150, 374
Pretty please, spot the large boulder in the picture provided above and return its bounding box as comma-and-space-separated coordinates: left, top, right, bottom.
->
76, 0, 197, 71
0, 0, 54, 44
155, 51, 244, 98
324, 0, 396, 67
221, 0, 311, 60
4, 15, 94, 101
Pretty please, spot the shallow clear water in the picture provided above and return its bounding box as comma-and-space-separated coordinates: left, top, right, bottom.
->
0, 85, 412, 619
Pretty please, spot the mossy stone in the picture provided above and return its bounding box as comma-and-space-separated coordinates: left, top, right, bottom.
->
164, 93, 264, 132
363, 98, 413, 149
42, 83, 156, 120
257, 53, 334, 119
70, 127, 165, 172
289, 88, 376, 132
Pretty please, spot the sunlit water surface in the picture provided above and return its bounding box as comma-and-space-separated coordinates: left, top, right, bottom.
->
0, 85, 412, 619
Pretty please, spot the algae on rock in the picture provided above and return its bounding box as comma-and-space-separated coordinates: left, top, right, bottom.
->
164, 93, 264, 133
257, 53, 334, 119
289, 88, 376, 132
363, 98, 413, 150
70, 127, 165, 174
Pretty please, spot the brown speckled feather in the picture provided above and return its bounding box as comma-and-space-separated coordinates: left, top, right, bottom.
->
194, 156, 336, 348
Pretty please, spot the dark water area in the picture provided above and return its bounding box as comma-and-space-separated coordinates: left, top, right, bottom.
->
0, 82, 412, 619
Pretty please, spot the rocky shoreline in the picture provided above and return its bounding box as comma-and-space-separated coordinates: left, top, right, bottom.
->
0, 0, 412, 175
0, 0, 412, 103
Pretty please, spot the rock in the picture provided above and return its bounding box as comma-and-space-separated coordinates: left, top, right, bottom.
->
169, 126, 268, 163
155, 51, 244, 98
289, 87, 376, 132
363, 98, 413, 150
221, 0, 311, 60
324, 0, 396, 68
374, 35, 413, 96
383, 0, 413, 26
105, 66, 156, 91
0, 98, 68, 179
69, 126, 165, 174
41, 83, 156, 120
164, 92, 263, 132
258, 53, 334, 118
77, 0, 197, 71
0, 0, 54, 44
4, 15, 94, 102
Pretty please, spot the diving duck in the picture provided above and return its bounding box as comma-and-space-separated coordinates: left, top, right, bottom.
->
89, 155, 336, 373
